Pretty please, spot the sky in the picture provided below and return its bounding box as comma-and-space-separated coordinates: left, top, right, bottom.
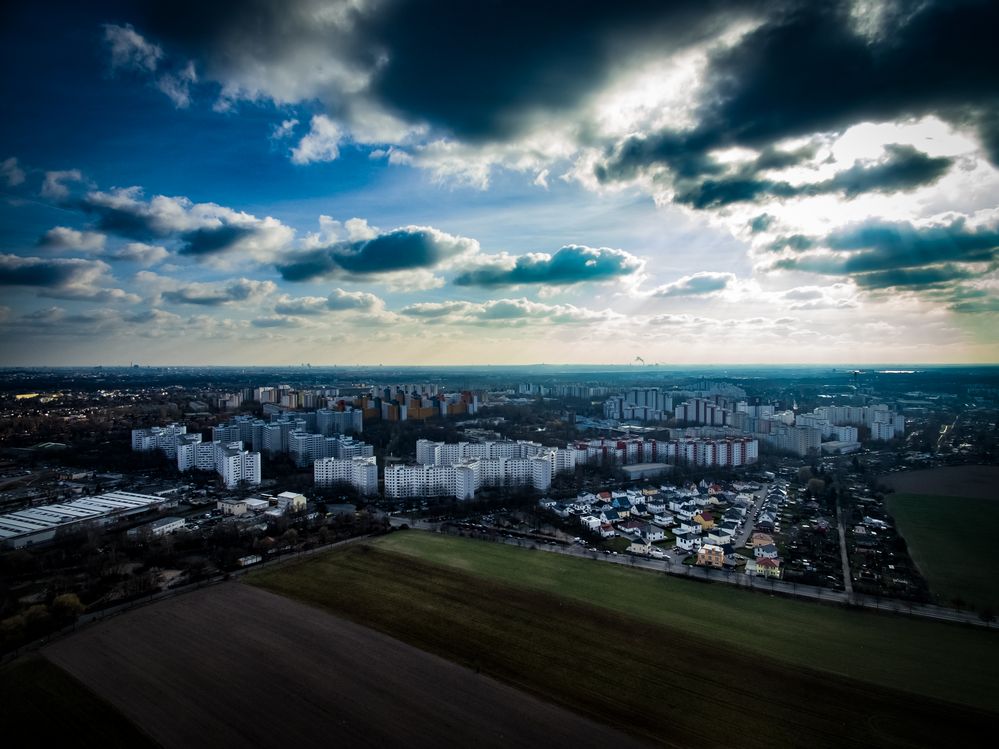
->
1, 0, 998, 366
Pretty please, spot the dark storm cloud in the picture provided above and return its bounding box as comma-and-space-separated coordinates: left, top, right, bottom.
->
81, 196, 161, 240
673, 144, 953, 209
362, 0, 756, 141
78, 189, 292, 259
947, 288, 999, 313
134, 0, 758, 142
122, 1, 999, 186
774, 218, 999, 287
827, 218, 999, 272
178, 225, 255, 256
0, 254, 104, 288
829, 145, 952, 197
276, 227, 475, 281
601, 1, 999, 181
852, 265, 978, 289
453, 245, 641, 287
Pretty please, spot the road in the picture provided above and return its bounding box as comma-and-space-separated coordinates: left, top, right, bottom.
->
936, 416, 958, 453
836, 499, 854, 596
732, 483, 772, 549
459, 531, 993, 628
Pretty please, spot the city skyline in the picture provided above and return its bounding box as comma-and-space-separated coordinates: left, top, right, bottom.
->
2, 1, 999, 366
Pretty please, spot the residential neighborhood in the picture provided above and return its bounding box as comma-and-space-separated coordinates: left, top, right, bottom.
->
538, 477, 791, 578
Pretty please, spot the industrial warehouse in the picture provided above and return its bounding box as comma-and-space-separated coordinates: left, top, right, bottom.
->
0, 491, 168, 549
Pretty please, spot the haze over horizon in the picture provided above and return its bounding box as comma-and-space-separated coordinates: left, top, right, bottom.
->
2, 1, 998, 366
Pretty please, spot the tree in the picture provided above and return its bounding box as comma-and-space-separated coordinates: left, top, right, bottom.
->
51, 593, 85, 622
23, 604, 51, 638
807, 478, 826, 497
0, 615, 26, 647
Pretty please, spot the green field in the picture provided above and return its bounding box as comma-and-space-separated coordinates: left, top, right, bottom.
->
250, 533, 999, 745
371, 531, 999, 708
887, 493, 999, 613
0, 655, 157, 746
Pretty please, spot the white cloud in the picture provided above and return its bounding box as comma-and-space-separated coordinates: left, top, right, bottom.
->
290, 115, 343, 164
650, 271, 736, 298
109, 242, 170, 266
103, 23, 163, 73
156, 61, 198, 108
39, 226, 107, 253
272, 119, 299, 140
1, 157, 25, 187
400, 297, 620, 326
41, 169, 83, 200
82, 187, 295, 265
153, 276, 277, 307
0, 254, 136, 303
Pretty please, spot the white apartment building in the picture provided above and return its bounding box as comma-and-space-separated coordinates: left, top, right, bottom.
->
218, 443, 261, 489
314, 455, 378, 495
385, 450, 556, 500
831, 424, 859, 442
759, 424, 822, 457
316, 407, 364, 436
131, 424, 188, 458
176, 435, 217, 472
570, 436, 757, 467
807, 405, 904, 441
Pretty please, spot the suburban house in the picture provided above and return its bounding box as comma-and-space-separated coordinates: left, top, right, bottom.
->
652, 512, 675, 528
551, 502, 572, 518
599, 522, 616, 538
706, 528, 734, 546
618, 519, 646, 535
628, 538, 652, 555
755, 544, 779, 559
719, 520, 740, 535
579, 515, 601, 531
749, 532, 774, 548
641, 524, 666, 542
677, 518, 702, 535
746, 557, 782, 578
693, 511, 716, 530
646, 498, 667, 514
696, 544, 725, 568
724, 507, 745, 523
674, 530, 703, 552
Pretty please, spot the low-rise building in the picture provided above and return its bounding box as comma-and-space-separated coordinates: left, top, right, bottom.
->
218, 499, 248, 516
628, 538, 652, 555
696, 543, 725, 568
